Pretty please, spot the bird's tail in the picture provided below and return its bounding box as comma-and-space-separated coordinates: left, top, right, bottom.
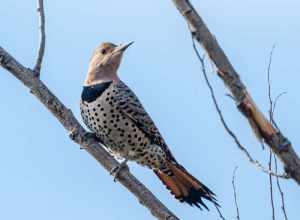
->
154, 161, 219, 210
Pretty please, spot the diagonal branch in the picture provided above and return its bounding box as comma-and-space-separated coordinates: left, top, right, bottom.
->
33, 0, 46, 77
190, 35, 287, 178
0, 47, 179, 220
171, 0, 300, 185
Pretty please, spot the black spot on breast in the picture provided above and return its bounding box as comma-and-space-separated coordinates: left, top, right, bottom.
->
81, 81, 112, 103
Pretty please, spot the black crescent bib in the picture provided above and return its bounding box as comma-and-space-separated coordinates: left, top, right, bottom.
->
81, 81, 112, 103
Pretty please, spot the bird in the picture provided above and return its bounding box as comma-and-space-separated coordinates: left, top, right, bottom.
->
80, 41, 218, 210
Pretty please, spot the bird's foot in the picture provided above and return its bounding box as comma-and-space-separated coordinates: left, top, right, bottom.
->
79, 132, 103, 150
110, 159, 128, 182
83, 132, 99, 141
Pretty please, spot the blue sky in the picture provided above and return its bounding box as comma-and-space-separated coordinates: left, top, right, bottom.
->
1, 1, 300, 219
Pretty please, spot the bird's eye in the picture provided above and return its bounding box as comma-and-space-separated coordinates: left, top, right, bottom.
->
101, 49, 107, 54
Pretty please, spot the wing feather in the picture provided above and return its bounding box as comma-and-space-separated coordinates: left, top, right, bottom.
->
114, 81, 176, 161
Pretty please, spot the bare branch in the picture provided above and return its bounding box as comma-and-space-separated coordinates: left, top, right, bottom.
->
0, 47, 179, 220
266, 48, 289, 220
266, 45, 285, 131
172, 0, 300, 185
214, 205, 226, 220
274, 155, 289, 220
266, 45, 276, 220
232, 167, 240, 220
33, 0, 46, 77
189, 32, 287, 179
268, 150, 276, 220
267, 44, 276, 122
272, 92, 287, 129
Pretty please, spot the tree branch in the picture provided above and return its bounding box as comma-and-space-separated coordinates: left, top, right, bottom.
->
268, 150, 276, 220
33, 0, 46, 77
274, 155, 289, 220
171, 0, 300, 185
0, 46, 179, 220
232, 167, 240, 220
190, 35, 287, 178
266, 45, 289, 220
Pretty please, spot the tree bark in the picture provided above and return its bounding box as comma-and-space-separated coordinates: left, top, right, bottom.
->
171, 0, 300, 185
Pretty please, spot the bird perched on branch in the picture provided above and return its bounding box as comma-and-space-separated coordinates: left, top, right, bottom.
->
80, 42, 218, 210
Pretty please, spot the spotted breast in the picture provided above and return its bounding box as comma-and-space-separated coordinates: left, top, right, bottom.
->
80, 80, 166, 168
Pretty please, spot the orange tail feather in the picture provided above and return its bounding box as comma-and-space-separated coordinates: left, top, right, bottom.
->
154, 161, 218, 210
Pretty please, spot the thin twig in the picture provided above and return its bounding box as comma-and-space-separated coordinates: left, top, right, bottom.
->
214, 205, 226, 220
272, 92, 287, 130
232, 167, 240, 220
267, 44, 276, 122
266, 45, 289, 220
266, 44, 285, 131
189, 31, 287, 179
33, 0, 46, 77
268, 150, 276, 220
267, 45, 276, 220
274, 155, 289, 220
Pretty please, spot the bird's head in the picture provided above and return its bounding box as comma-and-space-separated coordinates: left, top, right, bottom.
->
84, 41, 133, 86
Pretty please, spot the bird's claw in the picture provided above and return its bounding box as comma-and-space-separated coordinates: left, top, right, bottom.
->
83, 132, 98, 141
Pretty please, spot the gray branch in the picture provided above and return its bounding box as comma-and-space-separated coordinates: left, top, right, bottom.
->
190, 31, 287, 178
33, 0, 46, 77
171, 0, 300, 185
0, 46, 179, 220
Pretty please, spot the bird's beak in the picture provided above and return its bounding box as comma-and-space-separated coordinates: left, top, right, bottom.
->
114, 41, 134, 53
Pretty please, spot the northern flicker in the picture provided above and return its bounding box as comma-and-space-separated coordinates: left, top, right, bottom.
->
80, 42, 218, 210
